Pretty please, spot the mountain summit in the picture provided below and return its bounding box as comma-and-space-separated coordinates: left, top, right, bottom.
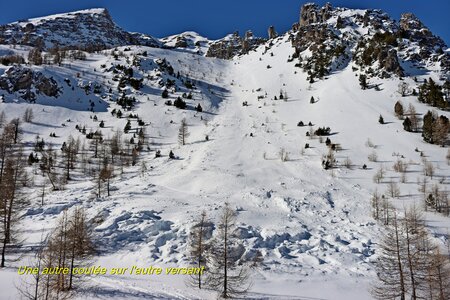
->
0, 8, 159, 50
289, 3, 449, 80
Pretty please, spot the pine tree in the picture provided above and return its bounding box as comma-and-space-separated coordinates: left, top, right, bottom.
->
432, 115, 449, 146
402, 207, 430, 300
1, 147, 27, 267
27, 208, 94, 297
0, 111, 5, 128
188, 211, 210, 289
178, 118, 189, 146
418, 78, 447, 109
422, 111, 435, 143
174, 97, 186, 109
109, 131, 122, 164
403, 117, 412, 132
206, 204, 250, 298
28, 47, 43, 65
426, 248, 450, 300
10, 118, 22, 144
124, 120, 131, 133
372, 207, 446, 300
62, 136, 79, 181
359, 74, 368, 90
66, 207, 94, 290
23, 108, 34, 123
99, 161, 114, 197
407, 104, 420, 132
394, 101, 404, 118
371, 214, 407, 300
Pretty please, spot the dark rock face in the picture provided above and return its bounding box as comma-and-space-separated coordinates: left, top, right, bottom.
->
354, 33, 404, 78
10, 68, 34, 91
268, 26, 277, 39
206, 32, 266, 59
293, 24, 335, 52
399, 13, 446, 49
379, 48, 404, 77
0, 66, 60, 100
0, 8, 159, 50
398, 12, 447, 74
299, 2, 332, 27
173, 36, 188, 48
293, 3, 450, 78
34, 73, 59, 97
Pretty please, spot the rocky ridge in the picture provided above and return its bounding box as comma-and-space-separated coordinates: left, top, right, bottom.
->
0, 8, 160, 51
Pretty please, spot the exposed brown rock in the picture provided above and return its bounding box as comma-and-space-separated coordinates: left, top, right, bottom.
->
299, 3, 332, 27
268, 26, 277, 39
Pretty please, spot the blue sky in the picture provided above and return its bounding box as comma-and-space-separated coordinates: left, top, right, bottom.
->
0, 0, 449, 45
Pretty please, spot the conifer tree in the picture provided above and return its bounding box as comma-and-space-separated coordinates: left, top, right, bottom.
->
403, 117, 412, 132
422, 111, 435, 143
395, 101, 404, 118
359, 74, 368, 90
206, 203, 250, 298
188, 211, 210, 289
178, 118, 189, 146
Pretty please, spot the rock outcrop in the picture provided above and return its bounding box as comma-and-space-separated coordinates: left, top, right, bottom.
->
268, 26, 277, 39
0, 66, 60, 101
379, 48, 404, 77
0, 8, 160, 50
299, 2, 332, 27
206, 32, 265, 59
292, 3, 450, 78
398, 13, 448, 69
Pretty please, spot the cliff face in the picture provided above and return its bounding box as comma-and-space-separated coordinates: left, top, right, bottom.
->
0, 8, 160, 50
290, 3, 449, 79
0, 66, 60, 101
299, 2, 333, 27
206, 32, 266, 60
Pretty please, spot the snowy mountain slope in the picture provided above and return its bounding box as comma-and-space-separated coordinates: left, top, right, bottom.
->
160, 32, 211, 55
0, 3, 449, 300
0, 8, 160, 50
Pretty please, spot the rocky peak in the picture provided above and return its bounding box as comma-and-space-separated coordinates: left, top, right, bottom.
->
397, 12, 447, 73
399, 12, 446, 47
400, 13, 427, 33
0, 8, 159, 50
206, 32, 266, 59
299, 2, 332, 27
291, 2, 450, 79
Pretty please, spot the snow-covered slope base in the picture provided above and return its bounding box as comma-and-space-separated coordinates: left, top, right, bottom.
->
0, 9, 449, 300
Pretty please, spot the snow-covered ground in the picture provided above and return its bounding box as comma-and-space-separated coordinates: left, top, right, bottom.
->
0, 31, 449, 300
